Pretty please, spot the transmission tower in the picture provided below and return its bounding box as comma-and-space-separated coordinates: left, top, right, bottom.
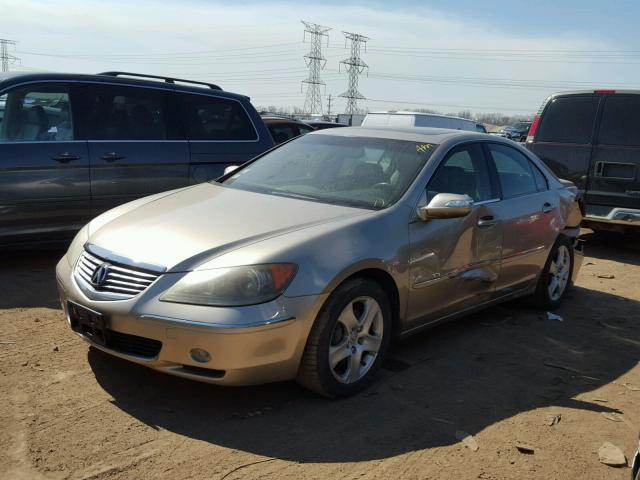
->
301, 21, 331, 116
339, 32, 369, 115
0, 39, 18, 72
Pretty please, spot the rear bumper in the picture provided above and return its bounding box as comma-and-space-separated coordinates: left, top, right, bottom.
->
584, 205, 640, 227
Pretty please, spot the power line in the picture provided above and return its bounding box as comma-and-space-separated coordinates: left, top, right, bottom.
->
339, 31, 369, 114
1, 38, 18, 72
301, 21, 331, 115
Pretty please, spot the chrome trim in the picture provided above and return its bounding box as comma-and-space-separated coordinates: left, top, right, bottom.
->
585, 207, 640, 226
86, 243, 166, 273
473, 198, 501, 206
139, 313, 296, 330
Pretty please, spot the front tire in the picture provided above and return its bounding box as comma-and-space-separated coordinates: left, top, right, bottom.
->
531, 236, 574, 310
297, 277, 392, 397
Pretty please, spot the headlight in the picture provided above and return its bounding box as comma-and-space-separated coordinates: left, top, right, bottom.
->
160, 264, 297, 307
66, 225, 89, 267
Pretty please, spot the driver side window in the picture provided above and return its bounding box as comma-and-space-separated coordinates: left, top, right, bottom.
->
427, 143, 492, 203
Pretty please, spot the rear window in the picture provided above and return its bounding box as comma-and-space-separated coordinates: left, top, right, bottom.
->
537, 96, 599, 144
597, 95, 640, 146
181, 94, 257, 141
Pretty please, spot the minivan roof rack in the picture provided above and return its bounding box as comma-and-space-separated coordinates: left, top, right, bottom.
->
98, 71, 222, 90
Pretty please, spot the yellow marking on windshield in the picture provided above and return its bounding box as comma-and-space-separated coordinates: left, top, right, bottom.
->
416, 143, 433, 153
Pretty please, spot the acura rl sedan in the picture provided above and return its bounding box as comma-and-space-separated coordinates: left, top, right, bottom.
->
56, 127, 584, 397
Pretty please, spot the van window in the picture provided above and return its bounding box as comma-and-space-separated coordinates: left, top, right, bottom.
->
488, 144, 538, 198
597, 95, 640, 146
0, 84, 73, 142
82, 85, 169, 141
182, 94, 257, 141
537, 96, 599, 144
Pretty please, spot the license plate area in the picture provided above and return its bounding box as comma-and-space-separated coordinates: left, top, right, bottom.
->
68, 301, 109, 347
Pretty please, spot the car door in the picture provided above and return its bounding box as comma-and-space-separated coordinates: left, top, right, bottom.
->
0, 82, 90, 245
484, 143, 559, 293
589, 94, 640, 210
407, 143, 502, 327
179, 92, 265, 182
76, 83, 190, 216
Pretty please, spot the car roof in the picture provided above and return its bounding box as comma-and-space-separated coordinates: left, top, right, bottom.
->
311, 126, 491, 143
0, 72, 251, 102
367, 111, 475, 123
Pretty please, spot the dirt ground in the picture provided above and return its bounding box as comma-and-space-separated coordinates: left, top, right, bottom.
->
1, 230, 639, 480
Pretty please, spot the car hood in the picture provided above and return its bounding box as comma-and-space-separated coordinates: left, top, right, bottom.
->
88, 183, 367, 271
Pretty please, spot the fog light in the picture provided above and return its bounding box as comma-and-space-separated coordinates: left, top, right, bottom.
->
190, 348, 211, 363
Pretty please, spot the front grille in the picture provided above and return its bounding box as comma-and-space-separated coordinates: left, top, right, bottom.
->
75, 250, 160, 300
106, 329, 162, 358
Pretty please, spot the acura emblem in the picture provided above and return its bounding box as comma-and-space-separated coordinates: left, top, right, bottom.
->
91, 263, 110, 286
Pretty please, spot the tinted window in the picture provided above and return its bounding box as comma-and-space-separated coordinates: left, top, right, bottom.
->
427, 144, 492, 202
269, 124, 297, 144
597, 95, 640, 146
488, 144, 538, 198
298, 125, 314, 135
182, 94, 256, 141
224, 135, 436, 210
0, 84, 73, 142
537, 96, 599, 144
81, 85, 168, 140
531, 163, 548, 191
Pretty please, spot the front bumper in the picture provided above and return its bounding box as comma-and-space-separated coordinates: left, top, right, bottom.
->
56, 255, 327, 386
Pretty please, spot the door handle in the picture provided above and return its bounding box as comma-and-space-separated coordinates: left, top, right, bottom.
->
100, 152, 126, 162
477, 215, 499, 227
542, 202, 555, 213
51, 152, 81, 163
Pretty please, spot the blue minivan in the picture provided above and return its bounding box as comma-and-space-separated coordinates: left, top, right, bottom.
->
0, 71, 274, 247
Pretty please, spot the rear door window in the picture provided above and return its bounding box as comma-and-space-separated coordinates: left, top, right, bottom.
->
488, 144, 539, 198
537, 95, 599, 144
0, 84, 73, 142
80, 84, 170, 140
181, 93, 257, 141
597, 95, 640, 146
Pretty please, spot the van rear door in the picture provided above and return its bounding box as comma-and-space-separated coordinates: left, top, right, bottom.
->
589, 94, 640, 210
529, 94, 600, 196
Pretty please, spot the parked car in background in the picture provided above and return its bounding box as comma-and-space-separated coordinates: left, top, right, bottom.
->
306, 120, 347, 130
0, 71, 273, 247
527, 90, 640, 232
498, 121, 532, 142
56, 127, 583, 397
261, 115, 314, 144
361, 111, 478, 132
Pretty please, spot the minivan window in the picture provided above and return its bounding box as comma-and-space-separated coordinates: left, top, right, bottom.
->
488, 144, 538, 198
597, 95, 640, 146
0, 84, 73, 142
83, 85, 168, 140
182, 94, 257, 141
537, 96, 599, 144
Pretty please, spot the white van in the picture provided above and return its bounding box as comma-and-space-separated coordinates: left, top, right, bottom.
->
361, 111, 485, 132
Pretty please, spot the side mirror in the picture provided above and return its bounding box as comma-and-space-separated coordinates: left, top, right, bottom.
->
223, 165, 240, 176
417, 193, 474, 221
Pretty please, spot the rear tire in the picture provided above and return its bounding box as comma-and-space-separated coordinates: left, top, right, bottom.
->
530, 236, 574, 310
297, 277, 392, 398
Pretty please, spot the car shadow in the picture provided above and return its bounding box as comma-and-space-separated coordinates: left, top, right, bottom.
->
0, 248, 65, 309
88, 285, 639, 463
581, 229, 640, 267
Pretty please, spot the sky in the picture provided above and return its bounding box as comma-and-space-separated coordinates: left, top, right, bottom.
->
3, 0, 640, 117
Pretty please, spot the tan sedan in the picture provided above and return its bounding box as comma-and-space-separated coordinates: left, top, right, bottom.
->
56, 128, 583, 397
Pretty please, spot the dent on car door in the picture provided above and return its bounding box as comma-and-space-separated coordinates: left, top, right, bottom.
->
76, 83, 189, 217
485, 143, 559, 293
407, 143, 502, 328
0, 82, 90, 245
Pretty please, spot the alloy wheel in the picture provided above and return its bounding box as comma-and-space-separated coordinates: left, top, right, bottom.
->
548, 245, 571, 301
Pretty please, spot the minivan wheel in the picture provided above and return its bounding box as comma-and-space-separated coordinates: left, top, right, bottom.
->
297, 277, 392, 397
531, 236, 574, 310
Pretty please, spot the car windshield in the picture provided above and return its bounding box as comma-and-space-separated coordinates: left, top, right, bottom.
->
222, 134, 437, 210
